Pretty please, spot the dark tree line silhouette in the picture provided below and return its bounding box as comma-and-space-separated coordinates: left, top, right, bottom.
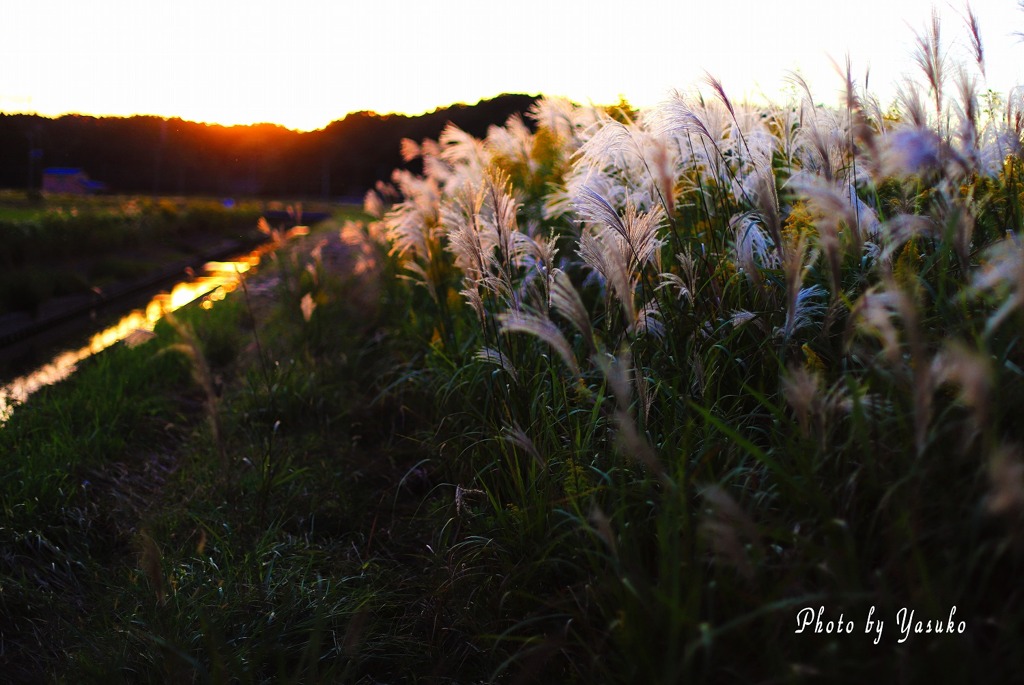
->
0, 94, 538, 199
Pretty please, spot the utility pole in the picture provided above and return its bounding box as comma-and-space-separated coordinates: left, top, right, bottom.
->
154, 118, 168, 194
26, 126, 43, 201
321, 153, 331, 201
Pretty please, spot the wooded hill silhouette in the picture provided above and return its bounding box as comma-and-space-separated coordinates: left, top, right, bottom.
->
0, 94, 538, 199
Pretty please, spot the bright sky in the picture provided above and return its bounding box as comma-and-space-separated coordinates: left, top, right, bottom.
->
1, 0, 1022, 131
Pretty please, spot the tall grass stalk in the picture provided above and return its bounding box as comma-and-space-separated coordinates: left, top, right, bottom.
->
359, 6, 1024, 678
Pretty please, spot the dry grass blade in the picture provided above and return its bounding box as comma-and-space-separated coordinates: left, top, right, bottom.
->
123, 328, 158, 348
137, 530, 166, 605
159, 313, 226, 471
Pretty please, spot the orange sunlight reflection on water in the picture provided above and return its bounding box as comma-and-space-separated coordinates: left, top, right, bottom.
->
0, 236, 291, 423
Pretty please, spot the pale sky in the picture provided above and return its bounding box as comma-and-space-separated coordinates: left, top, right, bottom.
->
1, 0, 1022, 131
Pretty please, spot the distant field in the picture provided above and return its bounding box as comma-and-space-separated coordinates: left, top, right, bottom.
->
0, 192, 333, 314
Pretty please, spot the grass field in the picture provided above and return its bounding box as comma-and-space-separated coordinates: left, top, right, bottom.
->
0, 193, 277, 314
0, 208, 397, 682
3, 9, 1024, 683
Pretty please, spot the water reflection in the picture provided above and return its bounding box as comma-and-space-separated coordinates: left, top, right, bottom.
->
0, 232, 301, 423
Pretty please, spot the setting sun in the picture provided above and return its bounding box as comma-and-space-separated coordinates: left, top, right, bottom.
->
3, 0, 1024, 130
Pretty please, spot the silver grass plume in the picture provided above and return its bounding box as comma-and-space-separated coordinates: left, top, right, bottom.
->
632, 300, 664, 339
730, 310, 757, 329
767, 101, 800, 169
963, 2, 985, 77
657, 249, 697, 304
529, 96, 589, 146
518, 229, 558, 274
703, 73, 737, 130
987, 444, 1024, 521
574, 186, 664, 272
573, 118, 634, 174
913, 9, 947, 122
588, 504, 618, 558
788, 72, 844, 183
578, 227, 635, 325
930, 341, 992, 436
383, 170, 440, 260
731, 213, 776, 284
439, 123, 489, 170
879, 127, 945, 178
575, 185, 627, 239
954, 66, 981, 170
461, 285, 486, 323
483, 170, 521, 271
400, 138, 421, 162
837, 56, 881, 180
783, 286, 827, 339
654, 90, 714, 141
788, 173, 860, 294
877, 214, 935, 263
973, 235, 1024, 335
751, 154, 782, 250
498, 310, 580, 377
782, 365, 822, 438
596, 349, 667, 482
656, 271, 691, 303
421, 140, 454, 185
486, 114, 534, 169
851, 281, 930, 454
476, 346, 518, 383
897, 79, 930, 129
651, 89, 732, 189
598, 349, 632, 412
443, 185, 505, 315
363, 190, 385, 219
849, 288, 905, 367
549, 268, 594, 353
780, 229, 814, 339
502, 421, 543, 467
443, 185, 492, 282
699, 485, 761, 581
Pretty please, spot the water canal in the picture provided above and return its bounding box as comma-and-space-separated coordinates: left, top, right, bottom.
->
0, 227, 309, 422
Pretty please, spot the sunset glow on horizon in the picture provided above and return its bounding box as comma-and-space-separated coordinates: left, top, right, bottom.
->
3, 0, 1024, 131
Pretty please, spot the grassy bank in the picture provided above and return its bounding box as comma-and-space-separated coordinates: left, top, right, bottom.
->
0, 213, 439, 682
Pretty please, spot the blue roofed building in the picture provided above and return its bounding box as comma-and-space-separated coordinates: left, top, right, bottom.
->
41, 168, 107, 195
